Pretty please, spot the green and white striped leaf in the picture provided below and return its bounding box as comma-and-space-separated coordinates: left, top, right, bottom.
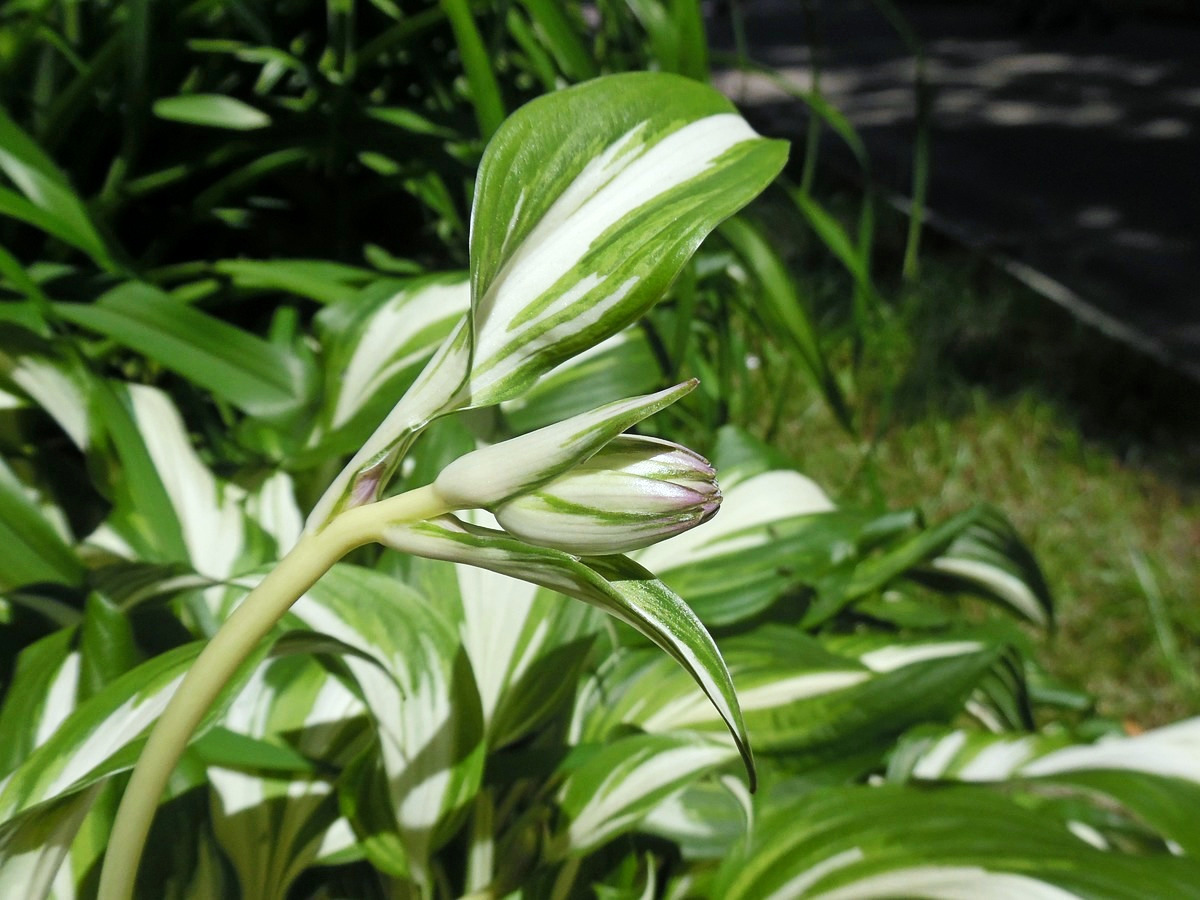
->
94, 384, 247, 579
0, 632, 80, 779
552, 734, 737, 858
891, 719, 1200, 855
405, 512, 599, 748
0, 106, 118, 271
712, 785, 1200, 899
464, 71, 786, 408
0, 338, 92, 450
920, 505, 1054, 627
633, 466, 836, 625
289, 565, 485, 886
312, 274, 469, 453
0, 787, 98, 900
208, 655, 367, 900
640, 776, 752, 861
214, 258, 376, 306
0, 638, 272, 828
575, 630, 1000, 765
311, 72, 786, 527
382, 514, 755, 788
500, 328, 660, 434
88, 383, 302, 585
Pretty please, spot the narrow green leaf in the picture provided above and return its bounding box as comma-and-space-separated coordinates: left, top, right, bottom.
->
0, 458, 82, 590
214, 259, 375, 306
515, 0, 597, 81
152, 94, 271, 130
58, 282, 309, 418
193, 726, 317, 775
78, 592, 140, 700
440, 0, 506, 138
719, 216, 850, 428
0, 106, 118, 270
792, 189, 878, 306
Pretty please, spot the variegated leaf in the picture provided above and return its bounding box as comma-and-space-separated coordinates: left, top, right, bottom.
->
575, 630, 1000, 765
0, 788, 97, 900
406, 510, 599, 748
0, 634, 80, 780
382, 514, 755, 788
0, 636, 278, 893
891, 719, 1200, 856
208, 656, 367, 900
712, 786, 1200, 899
311, 72, 786, 527
0, 644, 203, 825
552, 734, 737, 857
288, 564, 485, 887
313, 274, 470, 449
921, 505, 1054, 627
464, 72, 786, 408
633, 466, 837, 624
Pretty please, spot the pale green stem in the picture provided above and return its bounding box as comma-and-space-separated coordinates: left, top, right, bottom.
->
97, 485, 451, 900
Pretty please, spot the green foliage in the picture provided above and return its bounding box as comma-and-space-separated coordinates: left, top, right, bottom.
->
0, 3, 1196, 899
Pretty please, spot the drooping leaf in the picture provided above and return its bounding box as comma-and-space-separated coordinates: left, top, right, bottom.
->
576, 629, 1001, 767
382, 514, 755, 788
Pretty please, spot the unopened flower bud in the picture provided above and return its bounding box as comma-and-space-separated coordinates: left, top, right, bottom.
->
493, 436, 720, 555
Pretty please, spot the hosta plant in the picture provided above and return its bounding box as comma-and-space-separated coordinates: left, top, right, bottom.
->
0, 71, 788, 897
2, 46, 1200, 900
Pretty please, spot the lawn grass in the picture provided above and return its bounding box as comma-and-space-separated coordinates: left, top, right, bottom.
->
773, 247, 1199, 727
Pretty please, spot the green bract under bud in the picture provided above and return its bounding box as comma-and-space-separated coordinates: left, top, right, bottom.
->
493, 436, 720, 555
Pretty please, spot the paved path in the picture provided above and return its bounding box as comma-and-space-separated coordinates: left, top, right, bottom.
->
711, 0, 1200, 380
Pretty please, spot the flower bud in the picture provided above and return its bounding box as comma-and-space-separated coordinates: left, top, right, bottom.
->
432, 382, 696, 511
493, 436, 720, 555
